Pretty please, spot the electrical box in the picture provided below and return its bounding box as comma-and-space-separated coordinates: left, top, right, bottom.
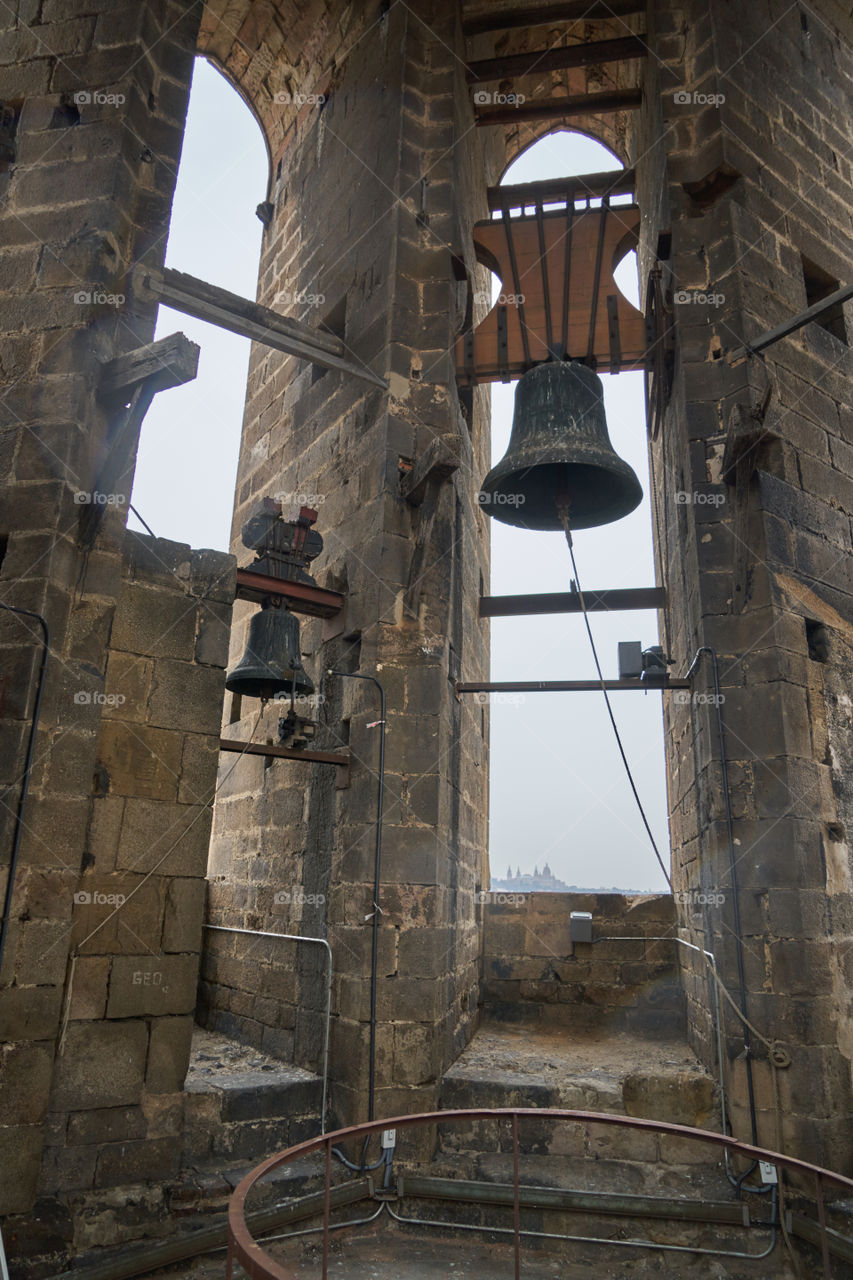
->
570, 911, 593, 943
618, 641, 643, 680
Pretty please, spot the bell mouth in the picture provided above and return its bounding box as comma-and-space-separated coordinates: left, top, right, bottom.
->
479, 461, 643, 531
224, 670, 315, 700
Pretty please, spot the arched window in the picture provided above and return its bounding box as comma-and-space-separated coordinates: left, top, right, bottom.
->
488, 130, 669, 893
128, 60, 269, 551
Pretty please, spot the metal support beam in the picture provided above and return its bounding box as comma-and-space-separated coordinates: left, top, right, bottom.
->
462, 1, 643, 35
480, 587, 667, 616
475, 88, 643, 126
455, 678, 690, 693
219, 738, 350, 767
134, 265, 388, 390
467, 35, 646, 83
727, 281, 853, 362
489, 169, 635, 212
235, 567, 344, 618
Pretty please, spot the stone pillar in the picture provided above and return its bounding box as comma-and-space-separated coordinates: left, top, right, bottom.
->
0, 0, 201, 1215
642, 0, 853, 1171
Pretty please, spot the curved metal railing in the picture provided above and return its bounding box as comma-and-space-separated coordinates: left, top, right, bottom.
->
226, 1108, 853, 1280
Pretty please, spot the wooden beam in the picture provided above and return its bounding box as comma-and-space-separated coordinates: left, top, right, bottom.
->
475, 88, 642, 126
98, 332, 199, 402
220, 738, 350, 767
480, 587, 667, 617
467, 35, 647, 83
133, 265, 389, 391
488, 169, 635, 211
463, 1, 643, 36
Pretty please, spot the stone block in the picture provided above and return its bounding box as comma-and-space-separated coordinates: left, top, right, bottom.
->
116, 799, 212, 876
162, 875, 205, 953
67, 1105, 146, 1146
146, 1016, 194, 1094
177, 733, 220, 806
96, 719, 182, 800
110, 583, 196, 659
0, 1043, 53, 1125
0, 1126, 44, 1214
106, 954, 199, 1017
94, 1135, 181, 1188
397, 925, 453, 977
51, 1020, 148, 1110
147, 658, 226, 735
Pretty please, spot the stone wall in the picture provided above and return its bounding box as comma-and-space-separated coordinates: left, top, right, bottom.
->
482, 893, 684, 1035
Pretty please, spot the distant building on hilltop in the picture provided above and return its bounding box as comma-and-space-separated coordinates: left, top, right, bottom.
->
490, 863, 571, 893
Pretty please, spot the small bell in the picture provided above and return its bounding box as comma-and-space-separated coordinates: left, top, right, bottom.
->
226, 601, 314, 700
479, 360, 642, 531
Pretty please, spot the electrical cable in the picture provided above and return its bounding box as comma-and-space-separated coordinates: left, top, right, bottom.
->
557, 510, 672, 892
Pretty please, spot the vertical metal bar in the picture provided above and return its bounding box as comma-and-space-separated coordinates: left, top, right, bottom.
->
534, 201, 554, 357
512, 1112, 521, 1280
322, 1137, 332, 1280
586, 199, 609, 365
815, 1171, 831, 1278
225, 1241, 233, 1280
501, 198, 532, 367
561, 197, 574, 358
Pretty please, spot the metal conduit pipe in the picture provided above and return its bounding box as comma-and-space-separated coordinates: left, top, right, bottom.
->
685, 646, 760, 1162
0, 602, 50, 981
320, 669, 386, 1125
202, 924, 332, 1133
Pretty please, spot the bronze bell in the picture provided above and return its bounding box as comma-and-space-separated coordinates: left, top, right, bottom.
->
479, 360, 643, 531
226, 601, 314, 700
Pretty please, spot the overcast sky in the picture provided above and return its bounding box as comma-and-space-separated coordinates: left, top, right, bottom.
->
130, 60, 669, 893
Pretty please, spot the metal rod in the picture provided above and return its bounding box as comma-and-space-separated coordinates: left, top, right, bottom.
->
816, 1171, 831, 1278
480, 586, 667, 616
501, 195, 532, 368
727, 280, 853, 361
322, 670, 385, 1123
586, 199, 609, 365
322, 1140, 331, 1280
219, 739, 349, 767
512, 1115, 521, 1280
0, 603, 50, 981
203, 924, 331, 1133
455, 678, 690, 693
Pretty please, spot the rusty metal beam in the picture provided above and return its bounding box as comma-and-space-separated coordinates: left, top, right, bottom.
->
235, 567, 344, 618
462, 1, 643, 35
489, 169, 635, 211
455, 679, 690, 693
475, 88, 643, 125
480, 587, 667, 616
220, 738, 350, 767
467, 35, 647, 83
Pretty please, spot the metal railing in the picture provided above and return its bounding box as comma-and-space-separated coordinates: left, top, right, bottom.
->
225, 1108, 853, 1280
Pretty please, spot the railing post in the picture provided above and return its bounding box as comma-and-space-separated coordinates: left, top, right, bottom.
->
225, 1239, 233, 1280
512, 1112, 521, 1280
815, 1170, 831, 1278
322, 1135, 332, 1280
